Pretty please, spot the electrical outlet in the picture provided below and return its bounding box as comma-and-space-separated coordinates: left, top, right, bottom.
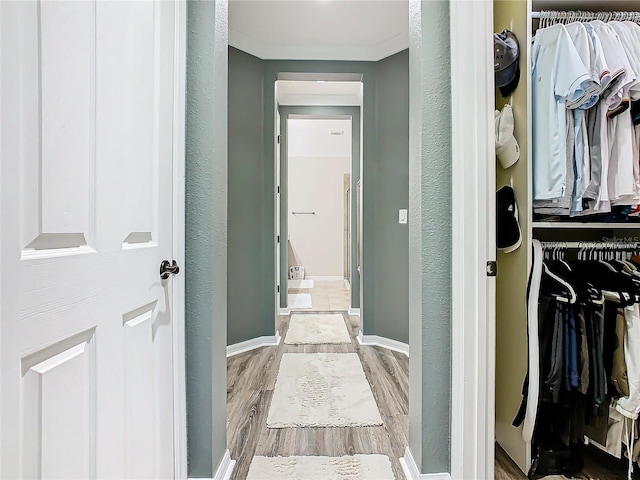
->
399, 209, 408, 224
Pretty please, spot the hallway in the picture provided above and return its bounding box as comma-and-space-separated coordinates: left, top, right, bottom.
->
226, 312, 409, 479
288, 279, 351, 312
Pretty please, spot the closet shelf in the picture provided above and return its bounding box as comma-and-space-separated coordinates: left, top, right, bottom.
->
533, 222, 640, 229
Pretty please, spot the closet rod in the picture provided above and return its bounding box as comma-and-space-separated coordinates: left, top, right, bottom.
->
539, 241, 640, 250
532, 10, 640, 21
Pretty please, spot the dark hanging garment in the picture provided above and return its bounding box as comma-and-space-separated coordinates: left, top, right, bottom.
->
541, 302, 564, 404
576, 307, 590, 395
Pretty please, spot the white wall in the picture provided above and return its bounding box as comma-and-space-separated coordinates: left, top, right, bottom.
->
288, 119, 351, 277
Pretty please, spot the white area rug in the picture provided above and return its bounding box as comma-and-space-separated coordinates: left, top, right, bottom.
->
284, 314, 351, 345
267, 353, 382, 428
288, 293, 312, 310
289, 279, 314, 289
246, 454, 395, 480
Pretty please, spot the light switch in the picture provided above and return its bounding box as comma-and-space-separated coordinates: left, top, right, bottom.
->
399, 209, 408, 224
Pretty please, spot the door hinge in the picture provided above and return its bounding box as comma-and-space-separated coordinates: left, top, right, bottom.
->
277, 186, 280, 194
277, 285, 280, 293
486, 261, 497, 277
277, 235, 280, 243
277, 135, 281, 144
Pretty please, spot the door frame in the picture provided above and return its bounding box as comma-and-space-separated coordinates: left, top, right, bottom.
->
171, 0, 188, 478
448, 0, 495, 479
276, 106, 361, 321
275, 105, 281, 323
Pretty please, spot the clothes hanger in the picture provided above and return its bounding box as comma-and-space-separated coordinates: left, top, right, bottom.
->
541, 262, 577, 304
541, 248, 578, 304
547, 246, 604, 306
571, 249, 637, 306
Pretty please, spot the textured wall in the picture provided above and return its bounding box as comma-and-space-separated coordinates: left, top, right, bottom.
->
408, 0, 451, 474
226, 52, 410, 344
227, 47, 269, 345
185, 0, 228, 476
370, 50, 410, 343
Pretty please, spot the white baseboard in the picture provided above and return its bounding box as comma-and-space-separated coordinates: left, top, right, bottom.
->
226, 335, 281, 357
189, 450, 235, 480
306, 275, 344, 281
279, 308, 291, 316
348, 307, 360, 316
400, 447, 451, 480
357, 334, 409, 356
205, 449, 235, 480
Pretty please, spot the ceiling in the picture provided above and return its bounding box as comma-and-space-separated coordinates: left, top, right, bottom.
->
229, 0, 409, 61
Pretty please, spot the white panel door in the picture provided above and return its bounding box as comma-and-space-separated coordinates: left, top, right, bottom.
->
1, 1, 179, 478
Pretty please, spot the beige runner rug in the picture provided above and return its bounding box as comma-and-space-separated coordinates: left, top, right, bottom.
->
246, 454, 395, 479
267, 353, 382, 428
284, 314, 351, 345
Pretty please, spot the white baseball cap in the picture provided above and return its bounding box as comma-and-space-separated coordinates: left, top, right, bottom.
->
495, 103, 520, 169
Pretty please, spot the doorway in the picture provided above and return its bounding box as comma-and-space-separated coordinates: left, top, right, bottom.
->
276, 99, 364, 327
284, 116, 352, 312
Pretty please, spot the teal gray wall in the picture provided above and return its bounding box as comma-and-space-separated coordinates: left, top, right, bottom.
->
185, 0, 228, 477
368, 50, 410, 342
227, 48, 410, 345
408, 0, 451, 474
227, 48, 270, 345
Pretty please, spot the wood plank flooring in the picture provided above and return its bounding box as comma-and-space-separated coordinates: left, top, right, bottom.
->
495, 443, 638, 479
227, 311, 409, 480
227, 312, 637, 479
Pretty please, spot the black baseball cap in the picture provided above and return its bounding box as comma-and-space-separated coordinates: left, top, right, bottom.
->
494, 29, 520, 97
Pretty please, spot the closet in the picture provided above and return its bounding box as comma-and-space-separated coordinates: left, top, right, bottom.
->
494, 1, 640, 478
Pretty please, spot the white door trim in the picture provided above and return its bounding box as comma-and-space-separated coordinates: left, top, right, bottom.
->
172, 1, 188, 478
449, 1, 495, 480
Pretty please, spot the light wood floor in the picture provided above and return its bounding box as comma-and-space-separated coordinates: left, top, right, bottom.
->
495, 442, 637, 479
227, 311, 409, 480
227, 310, 634, 479
288, 279, 351, 311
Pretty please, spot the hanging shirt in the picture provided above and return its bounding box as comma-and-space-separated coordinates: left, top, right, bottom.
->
576, 22, 614, 214
581, 21, 634, 213
533, 110, 575, 215
625, 21, 640, 97
609, 22, 640, 207
584, 22, 613, 95
565, 23, 601, 110
591, 20, 634, 112
616, 304, 640, 420
532, 24, 596, 201
565, 22, 601, 215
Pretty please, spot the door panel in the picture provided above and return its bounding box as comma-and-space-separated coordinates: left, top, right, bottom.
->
19, 0, 96, 254
1, 1, 177, 478
22, 331, 95, 480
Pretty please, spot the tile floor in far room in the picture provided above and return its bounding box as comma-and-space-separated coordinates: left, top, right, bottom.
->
288, 279, 351, 311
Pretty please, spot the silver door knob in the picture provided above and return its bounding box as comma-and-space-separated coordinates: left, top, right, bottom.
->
160, 260, 180, 280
